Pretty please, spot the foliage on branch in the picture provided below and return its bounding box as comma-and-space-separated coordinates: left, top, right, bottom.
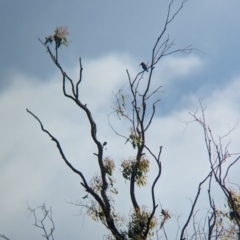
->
127, 207, 157, 239
121, 155, 150, 187
44, 26, 69, 48
228, 189, 240, 224
111, 87, 130, 120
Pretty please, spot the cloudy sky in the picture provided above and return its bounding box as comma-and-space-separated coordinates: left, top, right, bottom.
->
1, 0, 240, 239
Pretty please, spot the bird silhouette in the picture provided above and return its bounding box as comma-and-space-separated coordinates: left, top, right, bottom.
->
140, 62, 148, 72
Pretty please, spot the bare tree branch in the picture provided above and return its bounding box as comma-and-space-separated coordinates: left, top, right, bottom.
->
0, 235, 10, 240
180, 173, 211, 240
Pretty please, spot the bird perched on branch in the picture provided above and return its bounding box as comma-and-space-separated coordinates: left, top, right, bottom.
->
139, 62, 148, 72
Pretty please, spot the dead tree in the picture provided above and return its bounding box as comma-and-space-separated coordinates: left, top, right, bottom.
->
23, 1, 240, 240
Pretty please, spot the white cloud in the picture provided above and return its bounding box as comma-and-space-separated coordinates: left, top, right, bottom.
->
154, 56, 204, 86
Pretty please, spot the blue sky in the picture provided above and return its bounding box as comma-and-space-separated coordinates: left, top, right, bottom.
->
1, 1, 240, 239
